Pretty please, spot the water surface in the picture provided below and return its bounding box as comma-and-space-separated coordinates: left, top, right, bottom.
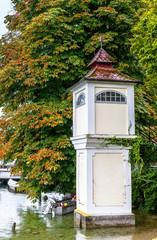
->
0, 187, 157, 240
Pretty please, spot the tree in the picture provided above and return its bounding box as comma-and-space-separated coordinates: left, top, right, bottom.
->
0, 0, 144, 199
131, 0, 157, 92
131, 0, 156, 138
131, 0, 157, 212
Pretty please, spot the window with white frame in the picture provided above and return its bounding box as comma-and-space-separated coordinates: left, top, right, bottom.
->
95, 90, 126, 104
76, 92, 85, 107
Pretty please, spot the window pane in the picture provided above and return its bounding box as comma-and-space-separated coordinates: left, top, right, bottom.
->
101, 93, 105, 101
101, 96, 105, 101
95, 91, 126, 104
77, 93, 85, 107
96, 95, 100, 101
121, 96, 125, 102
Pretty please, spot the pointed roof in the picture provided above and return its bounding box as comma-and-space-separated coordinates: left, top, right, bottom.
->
85, 67, 137, 82
87, 48, 117, 68
67, 48, 140, 92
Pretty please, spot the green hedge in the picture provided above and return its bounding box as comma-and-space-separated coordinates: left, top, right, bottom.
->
132, 142, 157, 212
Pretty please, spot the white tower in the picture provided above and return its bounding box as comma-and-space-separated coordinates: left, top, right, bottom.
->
70, 45, 139, 228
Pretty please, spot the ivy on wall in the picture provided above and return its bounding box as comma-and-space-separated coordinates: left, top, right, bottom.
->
101, 136, 157, 212
101, 136, 144, 171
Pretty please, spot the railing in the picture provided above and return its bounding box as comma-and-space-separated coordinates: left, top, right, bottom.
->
0, 168, 20, 180
136, 122, 157, 145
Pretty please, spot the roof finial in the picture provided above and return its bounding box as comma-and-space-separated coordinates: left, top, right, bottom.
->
100, 36, 103, 49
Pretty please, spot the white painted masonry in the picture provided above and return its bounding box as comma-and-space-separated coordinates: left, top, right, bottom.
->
70, 48, 137, 225
73, 82, 135, 137
75, 89, 87, 136
71, 136, 133, 215
93, 153, 126, 206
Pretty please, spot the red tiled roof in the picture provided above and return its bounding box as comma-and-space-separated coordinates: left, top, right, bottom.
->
87, 49, 117, 68
85, 67, 135, 82
67, 48, 140, 92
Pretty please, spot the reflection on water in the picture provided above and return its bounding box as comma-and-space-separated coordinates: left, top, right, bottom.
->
0, 188, 39, 239
76, 229, 133, 240
0, 187, 157, 240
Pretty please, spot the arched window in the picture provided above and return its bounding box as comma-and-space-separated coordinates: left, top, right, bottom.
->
95, 90, 126, 104
76, 93, 85, 108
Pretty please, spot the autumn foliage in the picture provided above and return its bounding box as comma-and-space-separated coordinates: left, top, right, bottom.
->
0, 0, 150, 199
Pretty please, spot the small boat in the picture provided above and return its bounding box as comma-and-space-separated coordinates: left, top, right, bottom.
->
43, 196, 76, 216
7, 179, 19, 193
55, 198, 76, 216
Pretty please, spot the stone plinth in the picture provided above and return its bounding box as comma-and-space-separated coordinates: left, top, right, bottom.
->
74, 209, 135, 228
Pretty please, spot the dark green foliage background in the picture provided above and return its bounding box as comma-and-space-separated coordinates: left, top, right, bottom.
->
132, 142, 157, 212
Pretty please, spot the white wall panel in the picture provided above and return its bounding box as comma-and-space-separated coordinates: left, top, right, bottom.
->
93, 153, 126, 206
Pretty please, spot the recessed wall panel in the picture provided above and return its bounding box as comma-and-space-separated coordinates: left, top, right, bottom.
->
95, 103, 127, 135
93, 153, 126, 206
95, 87, 128, 135
78, 153, 86, 205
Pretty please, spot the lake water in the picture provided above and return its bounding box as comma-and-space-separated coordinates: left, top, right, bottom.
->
0, 187, 157, 240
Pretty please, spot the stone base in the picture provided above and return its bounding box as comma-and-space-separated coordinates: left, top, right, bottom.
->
74, 209, 135, 228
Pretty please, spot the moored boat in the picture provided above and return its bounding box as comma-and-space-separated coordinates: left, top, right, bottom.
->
7, 179, 19, 193
55, 201, 76, 215
43, 196, 76, 216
